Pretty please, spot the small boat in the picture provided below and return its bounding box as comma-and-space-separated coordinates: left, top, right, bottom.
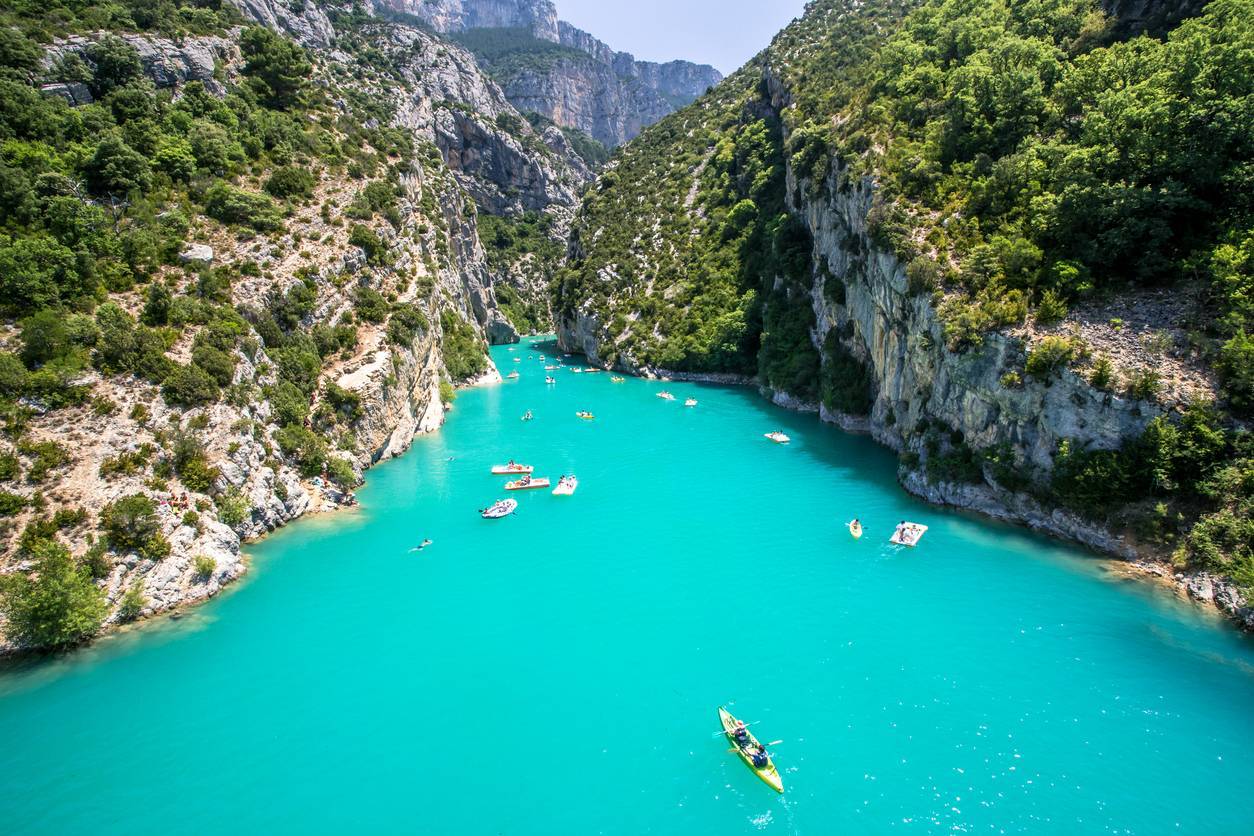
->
583, 368, 601, 374
506, 371, 520, 379
684, 398, 698, 407
571, 368, 583, 374
610, 376, 625, 383
512, 357, 521, 363
890, 522, 928, 547
848, 520, 862, 539
521, 411, 533, 421
718, 707, 783, 794
480, 499, 517, 519
552, 475, 578, 496
505, 476, 550, 490
546, 376, 556, 384
491, 463, 533, 475
545, 365, 560, 370
657, 391, 675, 401
764, 431, 790, 443
575, 411, 595, 420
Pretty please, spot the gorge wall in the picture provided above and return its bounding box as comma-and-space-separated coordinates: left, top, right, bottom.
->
379, 0, 722, 147
0, 0, 590, 651
555, 0, 1252, 627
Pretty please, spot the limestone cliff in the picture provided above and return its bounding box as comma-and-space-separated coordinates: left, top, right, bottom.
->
0, 2, 583, 651
378, 0, 722, 147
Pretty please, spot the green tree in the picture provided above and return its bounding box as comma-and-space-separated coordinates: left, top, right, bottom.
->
100, 493, 170, 560
85, 134, 151, 196
0, 539, 106, 649
239, 27, 310, 110
86, 35, 143, 97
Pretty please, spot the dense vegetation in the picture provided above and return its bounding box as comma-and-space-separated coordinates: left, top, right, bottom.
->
557, 0, 1254, 595
0, 8, 497, 647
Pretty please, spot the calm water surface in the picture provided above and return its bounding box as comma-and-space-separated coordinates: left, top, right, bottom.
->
2, 340, 1253, 834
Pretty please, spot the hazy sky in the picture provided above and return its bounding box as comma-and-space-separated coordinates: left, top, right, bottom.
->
556, 0, 809, 75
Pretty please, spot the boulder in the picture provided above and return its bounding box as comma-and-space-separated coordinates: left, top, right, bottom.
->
179, 244, 214, 265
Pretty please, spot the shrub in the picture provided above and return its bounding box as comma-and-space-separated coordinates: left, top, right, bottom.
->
324, 456, 357, 488
100, 494, 170, 560
215, 487, 251, 528
118, 579, 146, 621
265, 165, 316, 200
1088, 355, 1116, 391
0, 452, 19, 482
274, 424, 326, 477
323, 383, 362, 422
171, 432, 218, 493
193, 554, 216, 581
353, 286, 389, 323
1025, 336, 1087, 382
162, 364, 220, 407
268, 380, 310, 426
1125, 367, 1162, 401
386, 306, 428, 346
0, 539, 107, 648
203, 182, 282, 232
439, 311, 488, 380
1216, 331, 1254, 416
19, 439, 68, 482
1035, 289, 1068, 325
0, 490, 27, 516
348, 223, 385, 264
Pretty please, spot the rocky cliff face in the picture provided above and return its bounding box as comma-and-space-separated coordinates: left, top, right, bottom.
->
376, 0, 721, 147
0, 2, 588, 650
386, 0, 560, 40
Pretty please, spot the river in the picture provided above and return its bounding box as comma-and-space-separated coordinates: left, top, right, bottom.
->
2, 339, 1253, 833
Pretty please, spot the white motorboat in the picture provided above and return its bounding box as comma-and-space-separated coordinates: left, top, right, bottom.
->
684, 398, 698, 407
764, 431, 790, 443
657, 391, 675, 400
480, 499, 517, 519
552, 476, 578, 496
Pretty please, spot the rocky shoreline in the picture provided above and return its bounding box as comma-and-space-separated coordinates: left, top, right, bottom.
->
564, 341, 1253, 631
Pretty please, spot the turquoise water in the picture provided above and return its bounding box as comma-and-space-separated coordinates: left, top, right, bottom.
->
3, 340, 1254, 834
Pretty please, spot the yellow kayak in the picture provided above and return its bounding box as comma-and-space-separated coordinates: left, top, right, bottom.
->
718, 707, 783, 793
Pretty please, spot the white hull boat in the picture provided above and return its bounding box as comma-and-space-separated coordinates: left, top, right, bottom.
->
481, 499, 517, 519
505, 477, 551, 491
890, 523, 928, 547
491, 464, 533, 475
764, 432, 790, 443
553, 476, 578, 496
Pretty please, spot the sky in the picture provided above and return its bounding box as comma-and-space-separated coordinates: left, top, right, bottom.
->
555, 0, 809, 75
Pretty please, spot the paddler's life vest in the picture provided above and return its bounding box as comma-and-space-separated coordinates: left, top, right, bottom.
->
751, 751, 769, 768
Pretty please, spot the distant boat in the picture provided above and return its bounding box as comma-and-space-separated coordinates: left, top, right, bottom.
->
521, 411, 533, 421
545, 365, 559, 370
553, 476, 578, 496
491, 463, 533, 475
684, 398, 698, 407
545, 376, 556, 384
575, 411, 595, 420
657, 391, 675, 401
890, 522, 927, 547
610, 376, 625, 383
506, 371, 520, 379
571, 368, 583, 374
848, 520, 862, 539
480, 499, 517, 519
764, 431, 790, 444
505, 476, 550, 491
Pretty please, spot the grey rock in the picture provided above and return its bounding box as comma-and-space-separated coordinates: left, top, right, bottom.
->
40, 82, 93, 106
227, 0, 335, 47
179, 243, 214, 265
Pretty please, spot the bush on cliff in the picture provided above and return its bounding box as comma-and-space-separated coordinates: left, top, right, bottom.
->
0, 539, 106, 649
100, 494, 170, 560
